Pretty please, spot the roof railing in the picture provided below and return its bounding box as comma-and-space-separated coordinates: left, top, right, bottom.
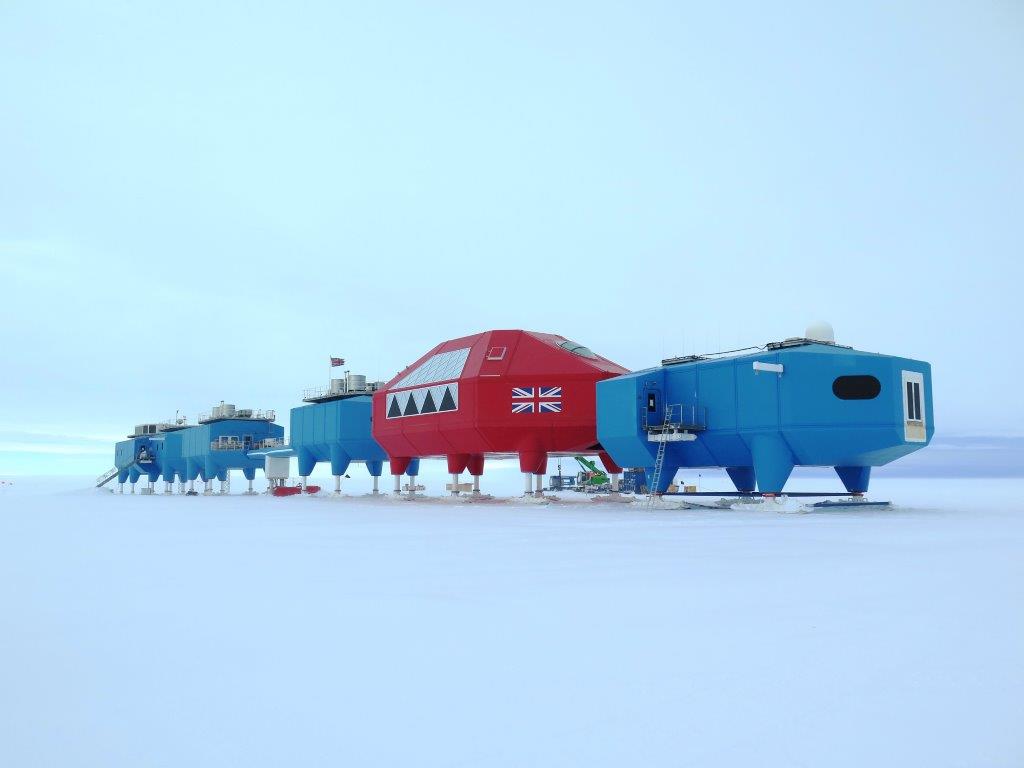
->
302, 381, 383, 402
210, 437, 285, 451
198, 408, 276, 424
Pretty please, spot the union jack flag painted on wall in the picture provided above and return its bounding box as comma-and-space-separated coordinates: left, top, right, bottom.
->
511, 386, 562, 414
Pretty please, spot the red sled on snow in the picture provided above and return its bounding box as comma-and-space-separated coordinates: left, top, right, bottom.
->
272, 485, 321, 497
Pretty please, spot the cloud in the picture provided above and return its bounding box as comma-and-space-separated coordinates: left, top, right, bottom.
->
0, 426, 120, 457
0, 442, 108, 456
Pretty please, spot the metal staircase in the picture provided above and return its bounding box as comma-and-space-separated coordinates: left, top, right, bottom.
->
96, 467, 119, 488
643, 403, 708, 507
646, 438, 668, 507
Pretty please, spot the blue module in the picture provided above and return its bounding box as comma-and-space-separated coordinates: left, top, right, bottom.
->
291, 396, 388, 483
158, 426, 188, 486
114, 426, 162, 489
597, 337, 933, 495
180, 404, 284, 489
258, 372, 421, 494
113, 421, 190, 490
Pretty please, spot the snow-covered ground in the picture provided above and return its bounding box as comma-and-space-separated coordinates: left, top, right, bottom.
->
1, 476, 1021, 767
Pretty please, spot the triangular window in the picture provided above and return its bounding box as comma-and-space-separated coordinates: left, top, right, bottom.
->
439, 387, 457, 411
403, 395, 420, 417
420, 390, 437, 413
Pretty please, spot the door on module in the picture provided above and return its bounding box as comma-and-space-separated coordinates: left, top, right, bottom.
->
643, 385, 662, 428
901, 370, 926, 442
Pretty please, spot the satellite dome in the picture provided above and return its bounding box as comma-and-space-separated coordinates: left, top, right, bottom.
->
805, 320, 835, 344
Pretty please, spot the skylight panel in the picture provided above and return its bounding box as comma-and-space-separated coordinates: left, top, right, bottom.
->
392, 347, 471, 389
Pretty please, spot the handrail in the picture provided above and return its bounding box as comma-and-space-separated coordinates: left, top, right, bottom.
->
198, 408, 276, 423
641, 403, 708, 432
96, 468, 119, 487
302, 382, 381, 400
210, 437, 285, 451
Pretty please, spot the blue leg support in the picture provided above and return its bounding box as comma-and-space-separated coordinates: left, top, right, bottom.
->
297, 449, 317, 478
749, 435, 795, 494
329, 446, 351, 477
406, 458, 421, 476
726, 467, 756, 493
365, 460, 384, 477
835, 466, 871, 494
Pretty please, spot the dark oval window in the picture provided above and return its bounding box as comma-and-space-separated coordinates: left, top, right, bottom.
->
833, 375, 881, 400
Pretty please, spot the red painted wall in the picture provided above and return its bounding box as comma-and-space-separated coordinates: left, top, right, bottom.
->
372, 330, 629, 474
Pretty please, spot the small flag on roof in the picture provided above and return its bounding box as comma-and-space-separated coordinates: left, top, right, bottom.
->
330, 357, 345, 367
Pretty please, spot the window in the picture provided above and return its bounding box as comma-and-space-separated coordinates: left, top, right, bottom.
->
901, 370, 926, 442
832, 375, 881, 400
392, 347, 471, 389
486, 346, 506, 361
647, 393, 657, 412
558, 340, 598, 359
906, 381, 922, 421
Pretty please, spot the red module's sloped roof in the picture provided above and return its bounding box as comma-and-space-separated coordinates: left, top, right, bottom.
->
372, 330, 629, 460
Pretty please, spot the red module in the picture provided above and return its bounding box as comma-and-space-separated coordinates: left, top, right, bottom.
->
372, 330, 629, 494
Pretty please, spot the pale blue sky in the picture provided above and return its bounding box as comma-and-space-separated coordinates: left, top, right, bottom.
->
1, 1, 1022, 474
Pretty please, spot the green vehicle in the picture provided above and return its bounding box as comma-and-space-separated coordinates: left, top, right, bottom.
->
573, 456, 610, 491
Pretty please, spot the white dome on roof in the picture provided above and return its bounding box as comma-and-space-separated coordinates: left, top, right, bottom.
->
805, 320, 835, 344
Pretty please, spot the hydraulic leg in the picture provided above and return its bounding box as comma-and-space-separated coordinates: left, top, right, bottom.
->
366, 460, 384, 496
447, 454, 468, 496
390, 456, 411, 495
329, 446, 350, 496
467, 454, 485, 497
